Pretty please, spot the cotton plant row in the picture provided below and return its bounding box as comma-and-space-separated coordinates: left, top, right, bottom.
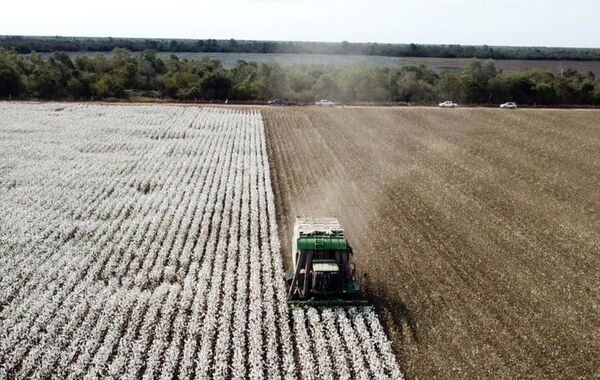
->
0, 103, 402, 379
290, 306, 403, 380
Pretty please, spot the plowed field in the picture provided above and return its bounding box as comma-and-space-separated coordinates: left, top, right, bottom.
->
265, 106, 600, 379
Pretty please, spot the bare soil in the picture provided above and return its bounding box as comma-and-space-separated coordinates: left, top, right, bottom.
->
264, 106, 600, 379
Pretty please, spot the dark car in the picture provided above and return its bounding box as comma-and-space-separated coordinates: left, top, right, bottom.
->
268, 99, 287, 106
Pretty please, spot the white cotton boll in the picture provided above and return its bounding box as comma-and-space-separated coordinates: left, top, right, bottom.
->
361, 308, 404, 379
349, 307, 386, 379
292, 308, 316, 379
306, 308, 334, 380
0, 104, 402, 380
321, 308, 351, 380
336, 308, 370, 380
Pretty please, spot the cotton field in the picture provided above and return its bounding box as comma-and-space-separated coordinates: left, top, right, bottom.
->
0, 103, 401, 379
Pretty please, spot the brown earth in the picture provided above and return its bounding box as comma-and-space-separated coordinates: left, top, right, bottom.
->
264, 106, 600, 379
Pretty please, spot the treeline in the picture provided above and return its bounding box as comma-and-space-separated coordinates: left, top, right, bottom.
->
3, 35, 600, 61
1, 48, 599, 105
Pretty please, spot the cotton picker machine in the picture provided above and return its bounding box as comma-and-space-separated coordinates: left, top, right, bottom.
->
286, 217, 368, 307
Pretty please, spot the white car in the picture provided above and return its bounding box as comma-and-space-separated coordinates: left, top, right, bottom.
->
439, 100, 458, 108
315, 99, 335, 107
500, 102, 518, 109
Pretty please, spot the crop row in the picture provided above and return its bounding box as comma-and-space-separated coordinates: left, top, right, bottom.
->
0, 103, 401, 379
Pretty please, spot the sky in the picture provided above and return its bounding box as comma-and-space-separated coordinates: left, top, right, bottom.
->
2, 0, 599, 48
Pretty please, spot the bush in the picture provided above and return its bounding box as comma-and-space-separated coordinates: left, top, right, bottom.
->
1, 47, 599, 105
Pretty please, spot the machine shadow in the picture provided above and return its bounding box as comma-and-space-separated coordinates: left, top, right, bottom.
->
369, 289, 419, 345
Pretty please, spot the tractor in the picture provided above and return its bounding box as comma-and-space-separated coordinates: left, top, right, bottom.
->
286, 217, 367, 307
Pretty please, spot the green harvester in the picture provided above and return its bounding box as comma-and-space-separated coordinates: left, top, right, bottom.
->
286, 217, 367, 307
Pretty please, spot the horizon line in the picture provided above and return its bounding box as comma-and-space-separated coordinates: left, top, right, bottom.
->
2, 34, 600, 51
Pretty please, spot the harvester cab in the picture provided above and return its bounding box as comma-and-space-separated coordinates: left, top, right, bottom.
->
286, 217, 366, 307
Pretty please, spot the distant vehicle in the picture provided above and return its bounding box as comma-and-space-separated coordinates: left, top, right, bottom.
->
268, 99, 287, 106
500, 102, 518, 109
439, 100, 458, 108
316, 99, 335, 107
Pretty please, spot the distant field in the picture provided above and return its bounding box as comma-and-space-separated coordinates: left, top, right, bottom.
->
265, 106, 600, 379
406, 56, 600, 74
38, 51, 600, 74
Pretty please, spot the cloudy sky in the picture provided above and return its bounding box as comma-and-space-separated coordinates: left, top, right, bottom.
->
2, 0, 599, 47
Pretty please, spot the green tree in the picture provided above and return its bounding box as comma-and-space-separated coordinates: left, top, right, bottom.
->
48, 52, 74, 75
256, 62, 286, 99
341, 64, 387, 102
137, 50, 165, 89
0, 50, 23, 97
286, 66, 317, 95
93, 73, 125, 98
1, 48, 599, 106
436, 71, 464, 101
229, 60, 259, 100
67, 77, 91, 99
200, 70, 231, 99
395, 71, 435, 102
593, 81, 600, 103
311, 74, 341, 101
462, 59, 498, 103
29, 65, 61, 98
